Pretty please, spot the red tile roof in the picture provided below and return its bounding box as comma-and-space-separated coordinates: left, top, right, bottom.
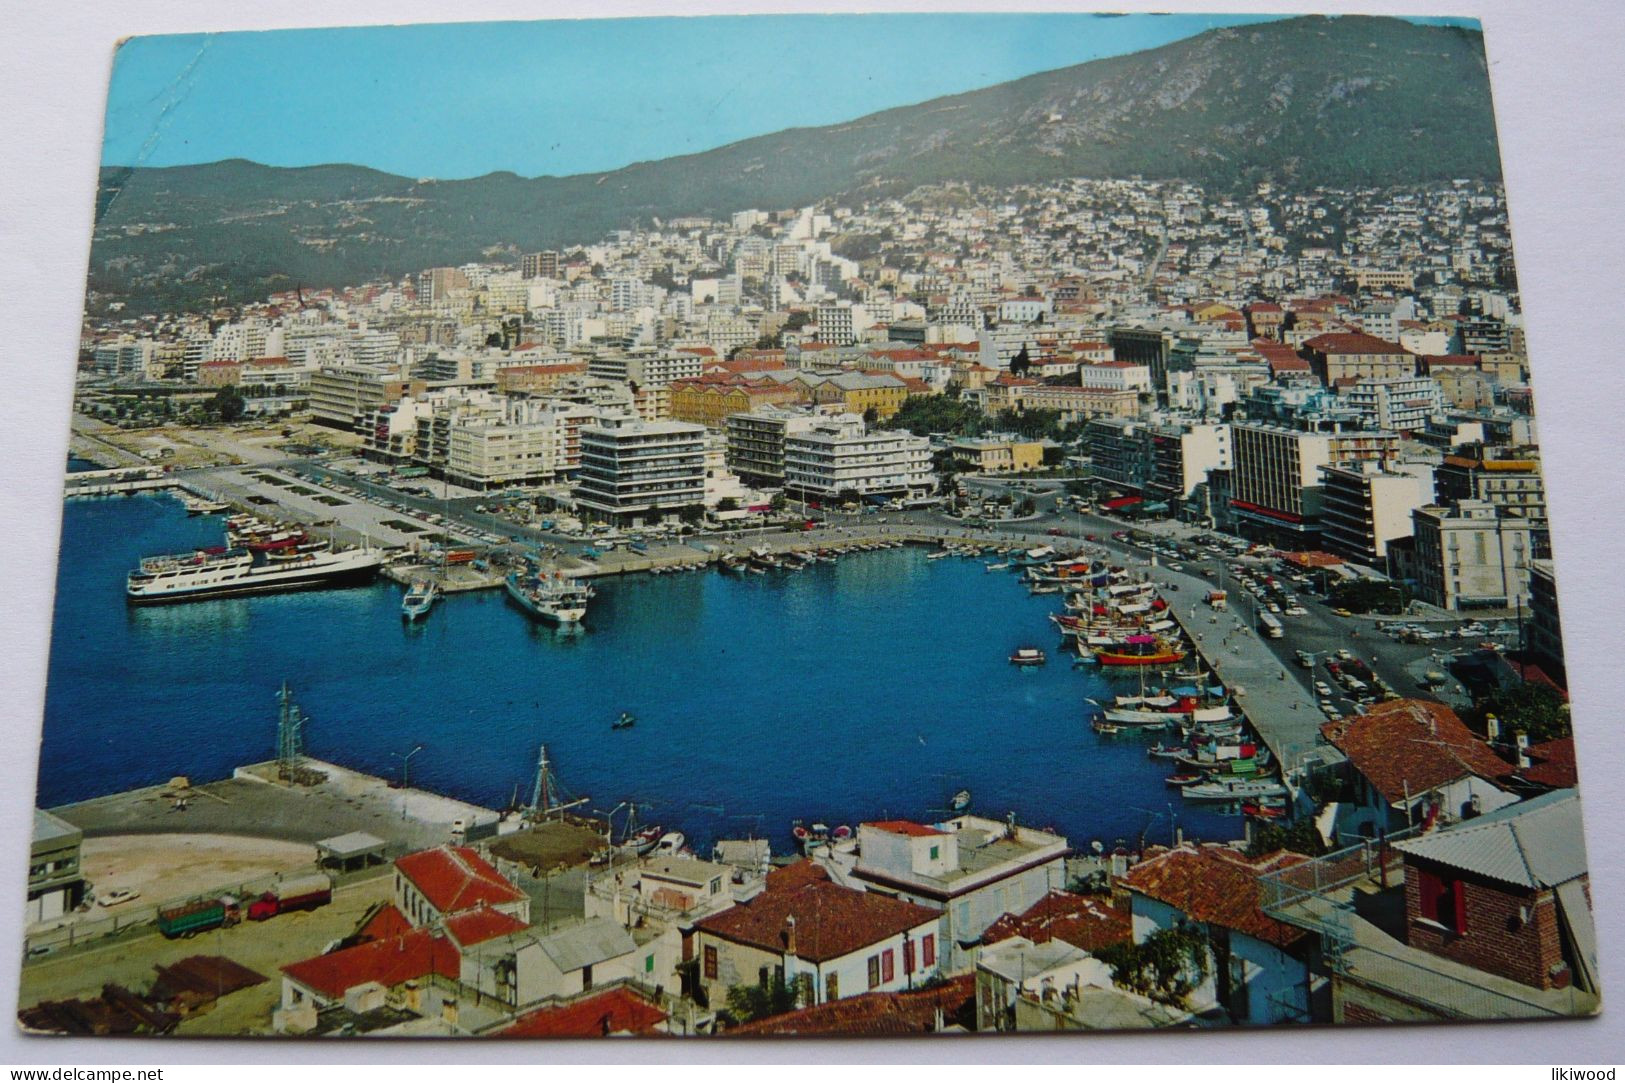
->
1321, 699, 1512, 806
980, 891, 1130, 953
1302, 331, 1412, 355
1517, 737, 1578, 790
281, 928, 458, 1000
394, 845, 526, 916
497, 987, 668, 1038
443, 905, 530, 949
695, 862, 939, 964
359, 904, 412, 942
1122, 846, 1311, 948
728, 975, 973, 1036
864, 820, 945, 838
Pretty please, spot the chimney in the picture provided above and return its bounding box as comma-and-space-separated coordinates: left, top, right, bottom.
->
1516, 732, 1531, 770
784, 915, 798, 957
1486, 713, 1500, 741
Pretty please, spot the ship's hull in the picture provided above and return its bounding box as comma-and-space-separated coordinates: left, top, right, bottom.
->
504, 577, 587, 625
127, 553, 381, 605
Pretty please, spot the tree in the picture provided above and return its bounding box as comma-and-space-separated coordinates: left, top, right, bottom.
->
768, 492, 789, 513
1096, 926, 1210, 1006
716, 497, 740, 513
1246, 819, 1327, 859
724, 976, 799, 1024
1471, 681, 1571, 743
1015, 497, 1036, 516
678, 505, 705, 526
1009, 345, 1033, 378
209, 387, 246, 423
862, 406, 879, 425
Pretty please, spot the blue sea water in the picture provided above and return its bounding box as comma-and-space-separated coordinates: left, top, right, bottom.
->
37, 493, 1240, 852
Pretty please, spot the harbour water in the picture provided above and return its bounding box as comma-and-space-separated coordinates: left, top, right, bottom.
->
38, 492, 1241, 851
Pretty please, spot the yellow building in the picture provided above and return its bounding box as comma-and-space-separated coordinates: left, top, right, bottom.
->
670, 376, 802, 429
950, 438, 1046, 474
805, 373, 909, 420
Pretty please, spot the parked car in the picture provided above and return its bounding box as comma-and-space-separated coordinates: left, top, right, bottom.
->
97, 888, 141, 908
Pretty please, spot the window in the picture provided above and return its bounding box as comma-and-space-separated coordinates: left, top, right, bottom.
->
929, 845, 939, 861
903, 939, 915, 975
826, 971, 839, 1001
881, 949, 895, 983
645, 954, 654, 974
922, 934, 936, 968
703, 944, 718, 980
867, 954, 881, 989
1416, 867, 1467, 933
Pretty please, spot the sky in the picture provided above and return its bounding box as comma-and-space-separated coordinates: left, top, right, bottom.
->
102, 13, 1480, 181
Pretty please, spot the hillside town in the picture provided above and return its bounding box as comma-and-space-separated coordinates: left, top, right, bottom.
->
32, 172, 1597, 1038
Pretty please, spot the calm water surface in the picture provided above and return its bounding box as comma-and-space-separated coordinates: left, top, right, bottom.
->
39, 493, 1240, 851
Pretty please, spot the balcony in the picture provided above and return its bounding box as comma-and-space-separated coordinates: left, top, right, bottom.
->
1259, 832, 1597, 1021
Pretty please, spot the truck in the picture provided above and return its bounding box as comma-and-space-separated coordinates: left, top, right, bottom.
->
157, 896, 239, 939
1205, 590, 1228, 610
443, 548, 477, 565
246, 873, 333, 922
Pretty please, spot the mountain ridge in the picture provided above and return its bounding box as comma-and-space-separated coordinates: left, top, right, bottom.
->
89, 14, 1502, 315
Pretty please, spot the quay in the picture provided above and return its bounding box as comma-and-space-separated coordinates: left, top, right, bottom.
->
51, 757, 503, 854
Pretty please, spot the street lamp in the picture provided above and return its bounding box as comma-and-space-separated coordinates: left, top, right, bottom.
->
393, 743, 426, 789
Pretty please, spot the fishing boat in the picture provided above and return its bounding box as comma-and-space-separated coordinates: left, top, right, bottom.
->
1092, 720, 1123, 736
949, 789, 971, 813
400, 579, 439, 622
505, 570, 593, 625
1242, 802, 1287, 820
1147, 743, 1187, 760
985, 562, 1009, 571
1180, 777, 1289, 802
612, 711, 637, 731
1009, 647, 1047, 666
1165, 772, 1205, 787
1095, 635, 1185, 667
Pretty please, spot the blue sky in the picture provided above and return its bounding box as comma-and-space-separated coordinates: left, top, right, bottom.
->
103, 13, 1480, 180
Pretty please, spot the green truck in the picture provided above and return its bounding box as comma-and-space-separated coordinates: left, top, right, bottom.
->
156, 895, 240, 939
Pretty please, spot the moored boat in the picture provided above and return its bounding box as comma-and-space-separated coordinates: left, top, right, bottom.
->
400, 579, 439, 622
1009, 647, 1047, 666
505, 570, 593, 625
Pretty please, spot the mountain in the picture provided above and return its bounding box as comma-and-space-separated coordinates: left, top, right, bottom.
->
88, 15, 1501, 315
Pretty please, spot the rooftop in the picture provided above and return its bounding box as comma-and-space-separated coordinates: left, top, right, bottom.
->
695, 861, 938, 963
495, 986, 668, 1038
1321, 699, 1512, 807
728, 975, 974, 1037
1122, 845, 1313, 948
394, 845, 527, 916
1393, 790, 1586, 889
282, 928, 458, 1000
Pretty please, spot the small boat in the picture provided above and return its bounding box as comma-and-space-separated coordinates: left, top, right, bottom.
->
626, 825, 662, 856
1242, 802, 1286, 820
985, 562, 1009, 571
612, 711, 637, 731
1181, 777, 1289, 802
1010, 647, 1047, 666
400, 579, 439, 622
949, 788, 971, 813
1165, 772, 1205, 787
1092, 719, 1122, 735
654, 831, 686, 855
1147, 743, 1187, 760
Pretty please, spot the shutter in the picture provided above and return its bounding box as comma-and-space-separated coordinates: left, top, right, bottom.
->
1452, 878, 1468, 933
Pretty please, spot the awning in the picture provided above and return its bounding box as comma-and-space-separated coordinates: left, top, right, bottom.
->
1102, 495, 1143, 510
1230, 499, 1303, 524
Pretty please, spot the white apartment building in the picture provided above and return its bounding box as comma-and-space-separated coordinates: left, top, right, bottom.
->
573, 417, 707, 525
1318, 461, 1436, 566
1340, 376, 1446, 433
445, 401, 600, 490
783, 416, 935, 502
588, 349, 707, 387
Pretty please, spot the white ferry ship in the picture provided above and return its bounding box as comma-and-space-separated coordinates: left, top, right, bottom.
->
504, 570, 593, 625
126, 543, 382, 605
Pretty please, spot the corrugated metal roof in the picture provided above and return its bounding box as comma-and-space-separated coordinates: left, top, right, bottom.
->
1394, 791, 1586, 889
535, 917, 638, 974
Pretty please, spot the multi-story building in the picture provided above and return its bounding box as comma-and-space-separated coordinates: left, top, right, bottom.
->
445, 401, 600, 490
783, 416, 934, 502
1318, 461, 1436, 566
1526, 559, 1566, 678
1144, 420, 1232, 508
588, 349, 707, 388
1078, 361, 1152, 394
1411, 499, 1534, 611
1436, 446, 1548, 543
1012, 384, 1140, 423
1229, 422, 1399, 547
1301, 332, 1416, 385
1340, 376, 1445, 433
668, 374, 802, 430
573, 417, 707, 525
841, 816, 1069, 971
520, 250, 560, 280
308, 365, 423, 430
725, 406, 823, 487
